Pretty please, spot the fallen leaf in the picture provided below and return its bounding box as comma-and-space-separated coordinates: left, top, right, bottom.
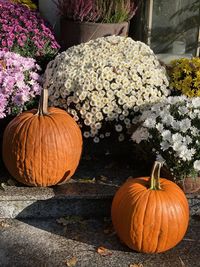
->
0, 221, 10, 228
0, 183, 6, 191
179, 257, 186, 267
57, 216, 85, 227
129, 264, 143, 267
183, 238, 196, 242
65, 256, 77, 267
97, 246, 112, 256
100, 175, 108, 181
78, 177, 96, 183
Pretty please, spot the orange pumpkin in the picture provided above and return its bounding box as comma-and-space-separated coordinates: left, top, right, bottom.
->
2, 87, 82, 187
111, 161, 189, 253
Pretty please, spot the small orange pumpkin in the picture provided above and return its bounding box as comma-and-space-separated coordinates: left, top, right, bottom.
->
2, 87, 82, 187
111, 161, 189, 253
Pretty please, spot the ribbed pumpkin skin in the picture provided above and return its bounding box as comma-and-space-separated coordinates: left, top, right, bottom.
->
2, 107, 82, 187
111, 177, 189, 253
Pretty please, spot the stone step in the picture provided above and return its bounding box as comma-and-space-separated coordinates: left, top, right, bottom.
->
0, 182, 200, 219
0, 182, 117, 219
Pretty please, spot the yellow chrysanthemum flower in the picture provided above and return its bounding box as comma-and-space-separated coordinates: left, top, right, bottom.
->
11, 0, 37, 10
168, 57, 200, 97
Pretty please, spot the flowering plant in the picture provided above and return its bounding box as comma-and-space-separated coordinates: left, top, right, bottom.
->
0, 0, 60, 63
11, 0, 37, 10
56, 0, 138, 23
168, 57, 200, 97
0, 51, 42, 118
132, 96, 200, 180
45, 36, 169, 143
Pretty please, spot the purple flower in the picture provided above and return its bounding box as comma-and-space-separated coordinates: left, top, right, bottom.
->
1, 40, 7, 47
0, 51, 42, 118
0, 0, 60, 63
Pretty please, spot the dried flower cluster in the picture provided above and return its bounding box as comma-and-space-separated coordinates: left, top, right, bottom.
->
0, 51, 42, 118
132, 96, 200, 180
45, 36, 169, 143
0, 0, 59, 62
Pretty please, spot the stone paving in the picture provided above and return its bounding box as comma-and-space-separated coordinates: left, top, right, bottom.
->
0, 216, 199, 267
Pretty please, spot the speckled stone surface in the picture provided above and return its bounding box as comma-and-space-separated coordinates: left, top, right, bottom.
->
0, 217, 199, 267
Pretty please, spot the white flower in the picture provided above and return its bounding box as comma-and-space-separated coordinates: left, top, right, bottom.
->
178, 146, 195, 161
93, 137, 100, 143
179, 118, 191, 133
160, 141, 171, 151
45, 36, 169, 142
178, 106, 188, 115
161, 130, 172, 142
156, 154, 165, 164
171, 120, 180, 131
172, 133, 183, 143
131, 127, 149, 144
83, 131, 90, 138
143, 117, 156, 128
192, 98, 200, 108
131, 96, 200, 179
194, 160, 200, 171
115, 124, 123, 132
191, 127, 199, 136
156, 123, 164, 132
118, 133, 125, 142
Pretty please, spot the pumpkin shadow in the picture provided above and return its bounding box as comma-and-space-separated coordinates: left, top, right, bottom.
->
14, 184, 132, 253
15, 201, 200, 259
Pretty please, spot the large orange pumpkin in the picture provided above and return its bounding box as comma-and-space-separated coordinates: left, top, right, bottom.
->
2, 87, 82, 187
111, 161, 189, 253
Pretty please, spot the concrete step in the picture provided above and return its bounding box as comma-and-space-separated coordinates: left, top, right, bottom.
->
0, 182, 117, 219
0, 181, 200, 219
0, 217, 200, 267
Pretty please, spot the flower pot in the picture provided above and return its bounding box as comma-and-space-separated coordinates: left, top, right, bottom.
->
161, 165, 200, 194
60, 19, 129, 50
176, 177, 200, 194
39, 0, 60, 40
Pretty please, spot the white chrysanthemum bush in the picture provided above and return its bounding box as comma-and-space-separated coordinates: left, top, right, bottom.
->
44, 36, 169, 143
132, 96, 200, 180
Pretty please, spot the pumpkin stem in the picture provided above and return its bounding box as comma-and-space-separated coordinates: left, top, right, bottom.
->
150, 161, 162, 190
36, 73, 49, 116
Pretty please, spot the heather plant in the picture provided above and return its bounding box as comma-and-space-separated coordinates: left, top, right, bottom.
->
56, 0, 138, 23
0, 51, 42, 118
0, 0, 60, 64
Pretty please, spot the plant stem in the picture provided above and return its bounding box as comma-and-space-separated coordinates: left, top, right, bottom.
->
36, 71, 49, 116
150, 161, 162, 190
37, 88, 49, 115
